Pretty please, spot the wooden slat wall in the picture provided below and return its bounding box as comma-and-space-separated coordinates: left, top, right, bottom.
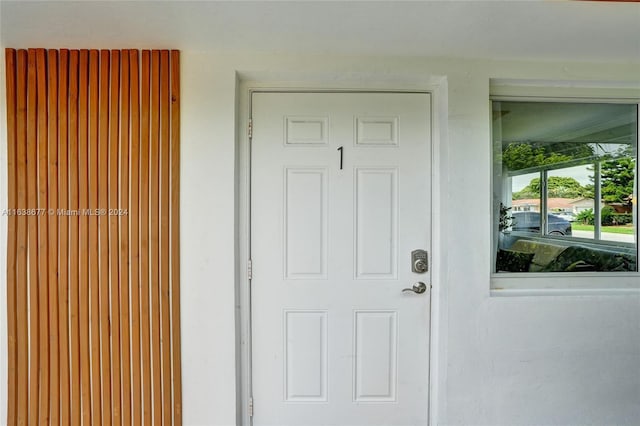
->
5, 48, 182, 426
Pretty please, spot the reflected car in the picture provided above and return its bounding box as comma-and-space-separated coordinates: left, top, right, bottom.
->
512, 211, 572, 236
554, 211, 576, 222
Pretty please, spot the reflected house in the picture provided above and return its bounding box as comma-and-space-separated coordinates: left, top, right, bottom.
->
510, 197, 624, 214
569, 197, 596, 214
511, 197, 594, 213
609, 194, 634, 214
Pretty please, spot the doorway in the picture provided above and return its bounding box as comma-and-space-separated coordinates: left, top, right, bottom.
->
250, 91, 432, 425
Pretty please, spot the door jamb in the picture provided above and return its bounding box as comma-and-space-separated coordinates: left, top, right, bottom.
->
237, 84, 448, 426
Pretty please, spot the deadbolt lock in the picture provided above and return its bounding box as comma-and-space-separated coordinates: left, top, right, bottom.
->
411, 249, 428, 273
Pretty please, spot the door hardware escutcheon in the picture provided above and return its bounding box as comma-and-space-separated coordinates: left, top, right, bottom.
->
411, 249, 428, 273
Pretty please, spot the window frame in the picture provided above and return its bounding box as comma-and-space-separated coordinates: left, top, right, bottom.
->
490, 90, 640, 293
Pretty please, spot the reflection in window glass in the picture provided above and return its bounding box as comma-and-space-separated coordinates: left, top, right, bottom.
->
547, 166, 592, 239
493, 101, 638, 273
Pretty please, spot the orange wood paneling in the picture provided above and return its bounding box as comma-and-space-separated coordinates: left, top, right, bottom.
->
14, 49, 29, 426
170, 49, 183, 425
120, 50, 133, 426
58, 48, 71, 426
140, 50, 153, 426
78, 49, 91, 426
68, 49, 81, 426
160, 50, 172, 425
47, 48, 60, 426
98, 49, 112, 426
109, 49, 122, 426
149, 50, 162, 425
36, 49, 51, 425
26, 48, 40, 425
88, 49, 101, 425
4, 48, 182, 426
130, 49, 143, 426
5, 49, 17, 426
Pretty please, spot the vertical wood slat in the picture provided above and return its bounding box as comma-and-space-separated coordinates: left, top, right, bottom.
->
58, 48, 71, 426
47, 48, 60, 426
140, 50, 153, 426
88, 49, 101, 425
130, 49, 143, 426
36, 49, 51, 426
120, 50, 133, 426
68, 49, 81, 426
5, 48, 181, 426
149, 51, 162, 424
149, 50, 163, 425
78, 49, 91, 426
109, 49, 122, 426
14, 49, 29, 426
26, 48, 40, 426
98, 49, 112, 426
160, 49, 172, 426
170, 50, 183, 426
5, 48, 18, 426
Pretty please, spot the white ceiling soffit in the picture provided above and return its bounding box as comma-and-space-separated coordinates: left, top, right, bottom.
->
1, 0, 639, 62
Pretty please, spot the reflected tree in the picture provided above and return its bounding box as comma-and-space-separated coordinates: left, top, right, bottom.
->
513, 176, 591, 200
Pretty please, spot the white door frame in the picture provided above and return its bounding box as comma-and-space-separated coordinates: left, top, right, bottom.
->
237, 80, 449, 426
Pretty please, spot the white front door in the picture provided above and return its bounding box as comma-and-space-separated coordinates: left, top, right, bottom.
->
251, 92, 432, 426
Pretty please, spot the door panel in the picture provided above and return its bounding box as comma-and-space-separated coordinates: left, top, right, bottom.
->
252, 92, 431, 426
354, 310, 398, 402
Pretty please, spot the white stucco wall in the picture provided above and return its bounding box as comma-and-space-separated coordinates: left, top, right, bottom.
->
180, 53, 640, 426
0, 51, 638, 425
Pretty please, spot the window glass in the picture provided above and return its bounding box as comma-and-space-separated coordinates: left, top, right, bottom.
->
493, 101, 638, 273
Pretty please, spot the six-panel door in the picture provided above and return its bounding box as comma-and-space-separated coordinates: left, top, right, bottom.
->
251, 92, 432, 425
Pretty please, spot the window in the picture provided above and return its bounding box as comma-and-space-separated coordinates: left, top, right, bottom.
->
493, 100, 638, 273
